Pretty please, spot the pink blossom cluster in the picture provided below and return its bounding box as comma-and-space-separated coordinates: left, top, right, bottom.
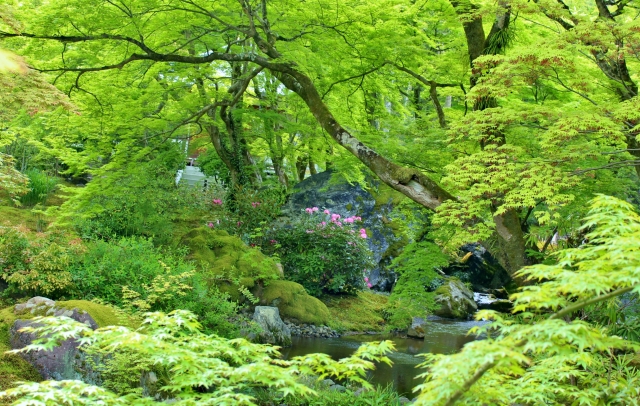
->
251, 201, 261, 208
363, 275, 372, 289
212, 199, 223, 205
305, 207, 364, 232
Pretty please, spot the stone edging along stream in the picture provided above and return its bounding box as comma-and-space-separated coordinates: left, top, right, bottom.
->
284, 320, 340, 338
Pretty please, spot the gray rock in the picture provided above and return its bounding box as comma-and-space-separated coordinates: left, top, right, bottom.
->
329, 384, 346, 392
407, 317, 427, 339
10, 310, 100, 382
399, 397, 411, 404
434, 279, 478, 319
15, 297, 55, 315
321, 379, 335, 386
29, 296, 55, 307
252, 306, 292, 347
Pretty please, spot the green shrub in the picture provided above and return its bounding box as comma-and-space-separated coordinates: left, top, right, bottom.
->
385, 241, 449, 330
0, 226, 81, 298
70, 151, 188, 244
18, 168, 57, 207
171, 274, 242, 337
0, 152, 29, 205
69, 237, 193, 306
263, 208, 374, 296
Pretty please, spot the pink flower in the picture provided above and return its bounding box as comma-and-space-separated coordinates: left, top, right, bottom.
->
320, 221, 326, 226
359, 228, 367, 238
367, 283, 372, 288
324, 209, 330, 215
305, 208, 313, 214
331, 213, 341, 221
270, 239, 277, 244
364, 277, 369, 282
312, 207, 319, 212
207, 222, 214, 228
251, 202, 261, 208
237, 221, 243, 226
212, 199, 223, 205
355, 216, 361, 221
344, 217, 354, 223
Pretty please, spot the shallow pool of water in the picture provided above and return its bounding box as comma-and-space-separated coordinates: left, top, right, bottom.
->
280, 319, 489, 396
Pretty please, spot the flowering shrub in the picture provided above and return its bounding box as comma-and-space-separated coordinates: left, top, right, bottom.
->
262, 208, 374, 296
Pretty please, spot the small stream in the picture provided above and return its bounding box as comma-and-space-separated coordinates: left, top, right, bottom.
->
280, 319, 489, 396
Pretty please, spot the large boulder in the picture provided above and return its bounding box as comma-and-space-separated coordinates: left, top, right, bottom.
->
252, 306, 292, 347
433, 279, 478, 319
9, 297, 101, 383
253, 280, 331, 325
285, 171, 425, 291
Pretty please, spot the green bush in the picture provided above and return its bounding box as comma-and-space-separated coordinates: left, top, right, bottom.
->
69, 237, 193, 306
385, 241, 449, 330
169, 274, 242, 337
72, 236, 242, 337
0, 226, 81, 298
263, 208, 374, 296
71, 149, 190, 244
19, 168, 57, 206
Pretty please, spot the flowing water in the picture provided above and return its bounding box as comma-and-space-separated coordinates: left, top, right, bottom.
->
280, 319, 489, 396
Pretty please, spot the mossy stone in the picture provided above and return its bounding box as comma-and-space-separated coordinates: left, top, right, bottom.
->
0, 299, 132, 395
254, 280, 330, 325
434, 279, 477, 319
181, 227, 280, 301
180, 227, 280, 283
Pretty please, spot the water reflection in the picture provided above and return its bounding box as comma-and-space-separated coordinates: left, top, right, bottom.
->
280, 319, 489, 396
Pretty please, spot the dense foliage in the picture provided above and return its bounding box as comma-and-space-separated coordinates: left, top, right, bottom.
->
2, 0, 640, 404
1, 310, 395, 405
0, 226, 81, 298
385, 241, 450, 329
414, 195, 640, 405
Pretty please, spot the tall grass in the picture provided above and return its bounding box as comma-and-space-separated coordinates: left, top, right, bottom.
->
19, 169, 58, 207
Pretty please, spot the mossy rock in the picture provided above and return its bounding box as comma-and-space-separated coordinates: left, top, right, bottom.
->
253, 281, 330, 325
181, 228, 280, 283
323, 291, 388, 332
0, 300, 130, 329
434, 279, 478, 319
0, 299, 133, 395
